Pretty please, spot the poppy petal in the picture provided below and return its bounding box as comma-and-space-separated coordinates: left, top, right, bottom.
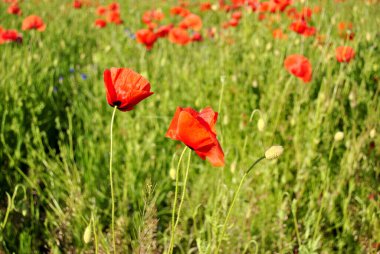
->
104, 69, 118, 106
177, 111, 214, 150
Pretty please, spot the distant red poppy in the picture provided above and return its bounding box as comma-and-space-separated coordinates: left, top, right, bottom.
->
313, 5, 321, 14
108, 2, 119, 12
170, 6, 190, 17
96, 6, 107, 15
166, 107, 225, 167
336, 46, 355, 63
272, 28, 287, 39
284, 54, 312, 83
274, 0, 292, 12
290, 20, 316, 37
286, 7, 299, 19
231, 11, 242, 20
179, 13, 202, 31
107, 11, 123, 25
155, 24, 173, 38
95, 19, 107, 28
191, 32, 203, 42
142, 10, 165, 25
22, 15, 46, 31
200, 2, 212, 11
300, 7, 313, 20
338, 22, 354, 40
0, 29, 22, 44
228, 18, 239, 27
103, 68, 153, 111
136, 29, 157, 50
7, 3, 21, 15
289, 20, 307, 34
303, 26, 316, 37
169, 27, 190, 45
73, 0, 82, 9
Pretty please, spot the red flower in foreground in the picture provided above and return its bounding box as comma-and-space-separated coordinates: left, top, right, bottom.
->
22, 15, 46, 31
284, 55, 312, 83
95, 19, 107, 28
136, 29, 157, 50
103, 68, 153, 111
166, 107, 225, 167
169, 27, 190, 45
7, 3, 22, 15
336, 46, 355, 63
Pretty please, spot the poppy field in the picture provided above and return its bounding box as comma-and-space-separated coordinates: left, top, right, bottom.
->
1, 0, 380, 253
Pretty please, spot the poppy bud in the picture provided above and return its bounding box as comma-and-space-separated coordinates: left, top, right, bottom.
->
83, 224, 92, 244
257, 118, 265, 132
334, 131, 344, 142
370, 129, 376, 139
265, 146, 284, 160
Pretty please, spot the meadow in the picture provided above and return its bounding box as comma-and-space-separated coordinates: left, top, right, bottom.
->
0, 0, 379, 253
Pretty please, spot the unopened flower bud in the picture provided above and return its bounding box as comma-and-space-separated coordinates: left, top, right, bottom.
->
265, 146, 284, 160
334, 131, 344, 142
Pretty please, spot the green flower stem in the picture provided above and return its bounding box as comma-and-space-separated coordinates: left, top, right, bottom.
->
109, 106, 117, 253
168, 147, 188, 254
215, 156, 265, 253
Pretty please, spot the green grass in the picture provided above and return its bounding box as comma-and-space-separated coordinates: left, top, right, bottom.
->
1, 0, 379, 253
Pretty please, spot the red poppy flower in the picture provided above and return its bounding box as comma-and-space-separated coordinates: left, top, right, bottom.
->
107, 11, 123, 25
200, 2, 212, 11
179, 14, 202, 31
73, 0, 82, 9
272, 28, 287, 39
231, 11, 242, 20
155, 24, 173, 38
273, 0, 291, 12
166, 107, 225, 167
169, 27, 190, 45
229, 18, 239, 27
96, 6, 107, 15
170, 6, 190, 17
284, 55, 312, 83
0, 29, 22, 44
94, 19, 107, 28
335, 46, 355, 63
300, 7, 313, 20
289, 20, 307, 34
103, 68, 153, 111
191, 32, 203, 42
7, 3, 21, 15
108, 2, 119, 12
22, 15, 46, 31
286, 7, 299, 19
303, 26, 316, 37
142, 10, 165, 25
338, 22, 354, 40
136, 29, 157, 50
